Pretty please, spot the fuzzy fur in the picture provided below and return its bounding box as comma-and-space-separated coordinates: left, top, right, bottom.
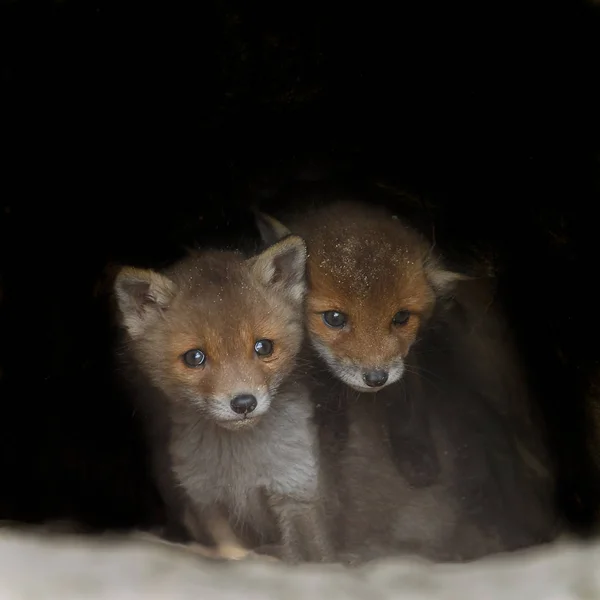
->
257, 197, 562, 563
113, 237, 333, 563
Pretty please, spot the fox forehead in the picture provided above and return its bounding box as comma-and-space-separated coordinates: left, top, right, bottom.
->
165, 314, 295, 360
151, 266, 296, 360
300, 213, 431, 299
307, 250, 435, 315
165, 289, 291, 349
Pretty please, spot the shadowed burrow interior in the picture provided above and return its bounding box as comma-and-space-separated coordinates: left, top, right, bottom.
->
0, 0, 599, 568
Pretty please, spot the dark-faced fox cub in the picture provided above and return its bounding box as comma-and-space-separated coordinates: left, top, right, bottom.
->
256, 199, 560, 562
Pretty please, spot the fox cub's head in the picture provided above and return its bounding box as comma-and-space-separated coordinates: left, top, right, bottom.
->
256, 202, 465, 393
114, 236, 307, 430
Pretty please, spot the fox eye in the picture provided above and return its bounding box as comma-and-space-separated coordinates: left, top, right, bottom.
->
322, 310, 347, 328
183, 349, 206, 367
254, 339, 274, 357
392, 310, 411, 326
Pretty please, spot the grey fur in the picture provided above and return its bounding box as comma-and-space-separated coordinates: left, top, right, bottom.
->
168, 381, 333, 562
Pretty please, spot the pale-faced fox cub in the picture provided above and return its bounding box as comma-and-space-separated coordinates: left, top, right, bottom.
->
113, 236, 332, 563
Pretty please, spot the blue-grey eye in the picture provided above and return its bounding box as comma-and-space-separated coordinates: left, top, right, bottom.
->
322, 310, 347, 328
183, 349, 206, 367
254, 339, 274, 356
392, 310, 410, 326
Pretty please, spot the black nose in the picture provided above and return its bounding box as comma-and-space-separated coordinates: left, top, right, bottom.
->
230, 394, 258, 415
363, 369, 389, 388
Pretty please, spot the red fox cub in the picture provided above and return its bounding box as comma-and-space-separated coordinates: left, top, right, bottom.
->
255, 200, 458, 487
256, 199, 560, 561
113, 236, 333, 563
256, 201, 461, 393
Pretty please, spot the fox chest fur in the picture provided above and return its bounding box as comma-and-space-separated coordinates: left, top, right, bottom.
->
169, 383, 320, 541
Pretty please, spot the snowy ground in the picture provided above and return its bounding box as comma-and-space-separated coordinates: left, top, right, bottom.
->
0, 530, 599, 600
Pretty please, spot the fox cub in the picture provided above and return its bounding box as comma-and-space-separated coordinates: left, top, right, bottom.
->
255, 199, 560, 561
113, 236, 332, 563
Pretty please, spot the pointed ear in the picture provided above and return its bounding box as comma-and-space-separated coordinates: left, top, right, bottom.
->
114, 267, 177, 338
250, 235, 308, 305
427, 266, 472, 295
254, 210, 292, 247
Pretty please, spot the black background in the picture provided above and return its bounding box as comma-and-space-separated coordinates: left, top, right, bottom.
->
1, 0, 599, 534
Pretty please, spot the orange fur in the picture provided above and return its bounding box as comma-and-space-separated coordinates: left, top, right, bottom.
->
259, 201, 455, 388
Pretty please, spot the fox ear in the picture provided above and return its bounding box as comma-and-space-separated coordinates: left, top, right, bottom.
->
114, 267, 177, 338
254, 210, 293, 247
427, 266, 471, 295
251, 235, 307, 305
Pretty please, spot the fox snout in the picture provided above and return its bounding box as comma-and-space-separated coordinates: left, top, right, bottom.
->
314, 340, 405, 392
204, 391, 272, 430
351, 363, 404, 392
362, 369, 389, 389
229, 394, 258, 415
348, 362, 403, 392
